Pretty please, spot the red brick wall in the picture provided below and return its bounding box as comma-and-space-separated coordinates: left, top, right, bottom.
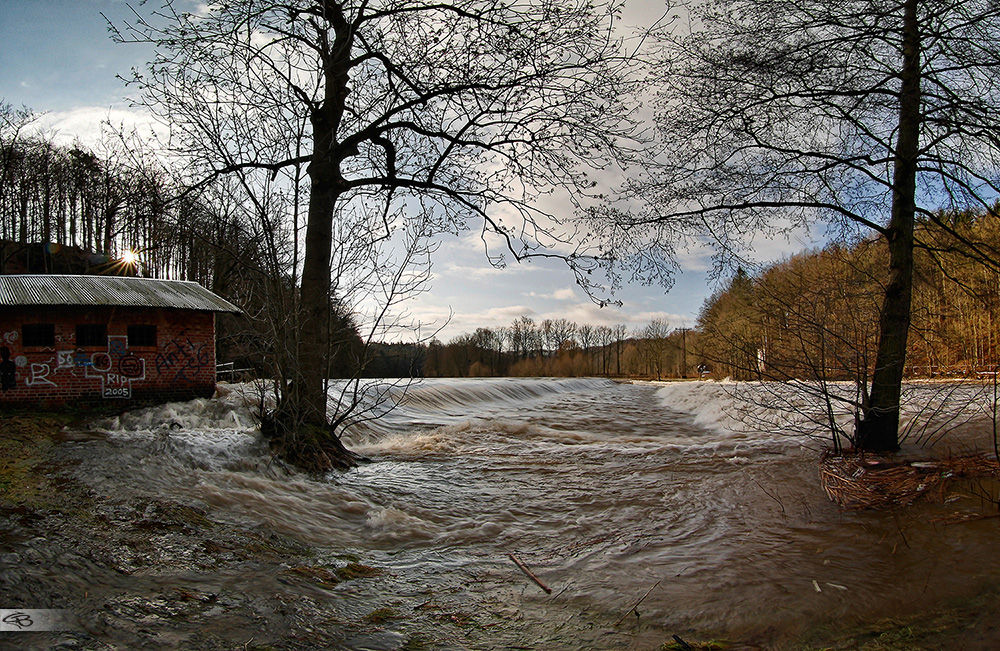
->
0, 306, 218, 406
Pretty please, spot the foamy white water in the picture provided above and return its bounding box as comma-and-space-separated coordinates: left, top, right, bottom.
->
73, 377, 1000, 647
651, 379, 993, 447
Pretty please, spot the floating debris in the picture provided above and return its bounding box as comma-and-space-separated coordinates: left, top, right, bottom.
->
820, 453, 1000, 510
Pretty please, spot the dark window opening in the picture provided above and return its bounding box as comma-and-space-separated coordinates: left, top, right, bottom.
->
76, 324, 107, 347
127, 325, 157, 347
22, 323, 55, 347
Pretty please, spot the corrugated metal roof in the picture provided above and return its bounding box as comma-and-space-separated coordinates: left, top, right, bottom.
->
0, 275, 241, 313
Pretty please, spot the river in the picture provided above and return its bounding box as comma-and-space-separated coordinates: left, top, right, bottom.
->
69, 377, 1000, 648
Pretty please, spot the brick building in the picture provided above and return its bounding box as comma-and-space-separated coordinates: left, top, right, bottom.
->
0, 275, 240, 405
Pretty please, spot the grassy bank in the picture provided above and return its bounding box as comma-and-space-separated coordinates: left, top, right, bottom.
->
0, 413, 77, 510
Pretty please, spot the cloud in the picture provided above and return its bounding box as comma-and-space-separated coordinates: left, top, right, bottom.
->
34, 105, 162, 148
439, 261, 532, 280
534, 302, 690, 331
414, 305, 538, 340
745, 224, 824, 265
673, 240, 714, 272
193, 3, 216, 17
527, 287, 576, 301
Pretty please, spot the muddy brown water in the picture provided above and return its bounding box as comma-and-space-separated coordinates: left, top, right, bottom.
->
60, 378, 1000, 647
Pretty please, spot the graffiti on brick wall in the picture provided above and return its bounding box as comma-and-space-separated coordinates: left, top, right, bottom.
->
2, 327, 212, 399
26, 361, 57, 387
18, 349, 83, 389
0, 346, 15, 392
155, 335, 211, 382
3, 331, 18, 345
3, 346, 105, 393
85, 336, 146, 399
56, 350, 75, 369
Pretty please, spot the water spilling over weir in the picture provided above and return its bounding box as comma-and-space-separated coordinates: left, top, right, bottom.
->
61, 378, 1000, 647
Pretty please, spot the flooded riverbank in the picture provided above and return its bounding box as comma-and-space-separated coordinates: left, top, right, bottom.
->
3, 378, 999, 648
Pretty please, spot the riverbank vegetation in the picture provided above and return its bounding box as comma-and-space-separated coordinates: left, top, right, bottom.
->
698, 211, 999, 384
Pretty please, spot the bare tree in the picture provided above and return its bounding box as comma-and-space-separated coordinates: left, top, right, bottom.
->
638, 318, 671, 379
577, 323, 595, 374
616, 0, 1000, 450
698, 242, 994, 452
595, 325, 613, 375
613, 323, 627, 376
0, 103, 40, 268
112, 0, 646, 467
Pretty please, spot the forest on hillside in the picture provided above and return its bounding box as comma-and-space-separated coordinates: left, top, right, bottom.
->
699, 212, 999, 382
0, 109, 263, 293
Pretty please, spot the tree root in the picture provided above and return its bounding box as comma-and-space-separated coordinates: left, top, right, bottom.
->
258, 409, 368, 473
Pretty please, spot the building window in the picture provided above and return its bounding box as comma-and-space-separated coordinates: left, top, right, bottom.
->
22, 323, 55, 347
76, 324, 107, 347
127, 325, 157, 347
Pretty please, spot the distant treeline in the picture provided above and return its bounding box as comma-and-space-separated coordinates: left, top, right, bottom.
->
374, 211, 999, 381
365, 318, 696, 379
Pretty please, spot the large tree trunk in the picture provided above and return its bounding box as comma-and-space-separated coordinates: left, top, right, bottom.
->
856, 0, 921, 452
275, 4, 361, 471
295, 137, 339, 426
269, 120, 363, 470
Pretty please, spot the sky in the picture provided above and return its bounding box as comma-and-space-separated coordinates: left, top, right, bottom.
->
0, 0, 820, 341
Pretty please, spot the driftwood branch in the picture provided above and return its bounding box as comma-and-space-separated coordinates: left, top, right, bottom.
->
507, 553, 552, 594
614, 579, 661, 626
